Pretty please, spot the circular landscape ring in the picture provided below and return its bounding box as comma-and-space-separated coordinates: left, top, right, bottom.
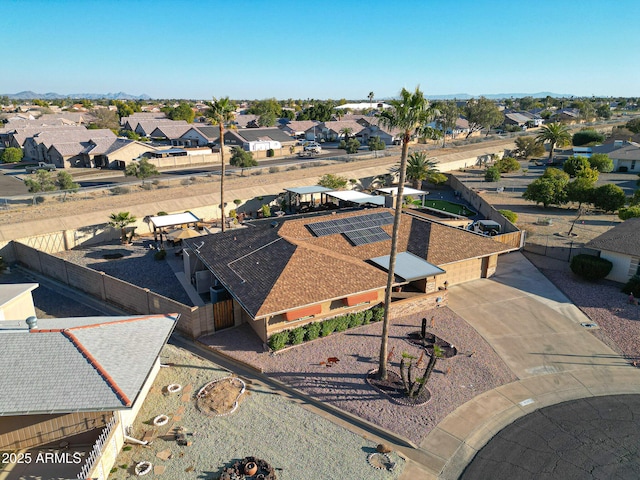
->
135, 461, 152, 476
460, 394, 640, 480
152, 414, 169, 426
166, 383, 182, 393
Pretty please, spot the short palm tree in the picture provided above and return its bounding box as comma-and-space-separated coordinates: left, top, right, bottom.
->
206, 97, 236, 232
376, 86, 438, 381
536, 122, 571, 162
339, 127, 353, 142
403, 152, 438, 189
109, 212, 136, 244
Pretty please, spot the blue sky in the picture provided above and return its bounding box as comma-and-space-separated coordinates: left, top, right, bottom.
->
4, 0, 639, 100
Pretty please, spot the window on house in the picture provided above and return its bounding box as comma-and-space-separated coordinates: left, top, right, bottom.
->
632, 160, 636, 170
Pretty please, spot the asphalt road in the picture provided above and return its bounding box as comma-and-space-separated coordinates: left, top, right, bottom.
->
460, 394, 640, 480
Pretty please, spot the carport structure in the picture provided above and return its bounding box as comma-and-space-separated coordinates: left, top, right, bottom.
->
283, 186, 332, 212
325, 190, 386, 208
375, 186, 429, 207
149, 211, 201, 242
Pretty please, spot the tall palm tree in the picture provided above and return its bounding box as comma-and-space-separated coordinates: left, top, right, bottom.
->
206, 97, 236, 232
108, 212, 136, 244
535, 122, 571, 163
368, 91, 374, 109
376, 86, 438, 381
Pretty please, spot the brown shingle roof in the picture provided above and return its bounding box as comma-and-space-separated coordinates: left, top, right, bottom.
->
189, 209, 510, 319
585, 218, 640, 257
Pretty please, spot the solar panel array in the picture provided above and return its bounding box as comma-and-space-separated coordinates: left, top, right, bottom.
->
307, 211, 394, 246
344, 227, 390, 246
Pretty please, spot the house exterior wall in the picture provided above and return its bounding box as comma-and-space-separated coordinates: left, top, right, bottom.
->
104, 142, 158, 169
0, 289, 36, 321
600, 250, 637, 283
0, 411, 108, 450
180, 129, 210, 147
265, 288, 385, 338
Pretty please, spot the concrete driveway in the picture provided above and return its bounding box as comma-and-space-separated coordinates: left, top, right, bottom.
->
419, 251, 640, 479
446, 252, 627, 379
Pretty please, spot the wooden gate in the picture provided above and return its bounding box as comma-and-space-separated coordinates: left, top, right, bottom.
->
213, 299, 235, 331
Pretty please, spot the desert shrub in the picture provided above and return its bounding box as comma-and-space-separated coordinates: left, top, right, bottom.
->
287, 165, 298, 171
320, 318, 337, 337
269, 166, 280, 173
34, 196, 45, 204
570, 254, 612, 281
156, 211, 168, 216
572, 130, 605, 146
154, 249, 167, 261
268, 331, 289, 351
349, 311, 365, 328
180, 178, 191, 186
304, 322, 321, 341
371, 306, 384, 322
252, 169, 263, 175
499, 209, 518, 223
140, 182, 152, 190
484, 166, 500, 182
334, 315, 350, 332
289, 327, 305, 345
495, 156, 520, 173
152, 179, 160, 186
260, 204, 271, 217
111, 186, 130, 195
622, 275, 640, 296
363, 309, 373, 325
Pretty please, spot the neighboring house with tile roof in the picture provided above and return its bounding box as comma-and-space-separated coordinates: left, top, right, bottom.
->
120, 112, 167, 129
223, 127, 296, 150
232, 114, 260, 128
591, 141, 640, 172
310, 120, 365, 142
176, 125, 219, 146
279, 120, 320, 138
585, 218, 640, 283
82, 138, 160, 168
185, 208, 512, 341
0, 310, 177, 477
149, 123, 192, 142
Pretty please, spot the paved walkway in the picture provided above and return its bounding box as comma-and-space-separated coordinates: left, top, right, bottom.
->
418, 252, 640, 479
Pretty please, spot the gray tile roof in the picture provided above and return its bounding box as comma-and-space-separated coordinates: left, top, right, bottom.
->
585, 218, 640, 257
0, 314, 177, 416
194, 125, 219, 141
231, 127, 295, 144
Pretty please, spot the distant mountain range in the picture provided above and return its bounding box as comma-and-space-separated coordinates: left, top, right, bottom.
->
424, 92, 573, 100
3, 91, 151, 100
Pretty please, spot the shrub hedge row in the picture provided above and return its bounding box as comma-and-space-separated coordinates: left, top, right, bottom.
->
268, 305, 384, 351
570, 254, 613, 281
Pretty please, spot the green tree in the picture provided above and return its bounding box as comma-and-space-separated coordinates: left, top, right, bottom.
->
296, 101, 335, 122
125, 158, 159, 184
207, 97, 236, 232
572, 130, 605, 146
592, 184, 626, 213
566, 177, 595, 208
108, 212, 137, 244
338, 138, 360, 154
247, 98, 281, 118
166, 103, 195, 123
588, 153, 614, 173
433, 100, 459, 147
339, 127, 353, 142
0, 147, 23, 163
563, 156, 592, 177
522, 168, 569, 208
535, 122, 571, 162
317, 173, 348, 189
484, 166, 501, 182
625, 117, 640, 134
89, 108, 120, 130
464, 97, 504, 138
513, 136, 545, 160
367, 136, 386, 151
229, 147, 257, 175
376, 86, 438, 380
494, 156, 520, 173
257, 111, 277, 127
56, 171, 79, 191
596, 104, 612, 119
618, 205, 640, 220
24, 170, 56, 193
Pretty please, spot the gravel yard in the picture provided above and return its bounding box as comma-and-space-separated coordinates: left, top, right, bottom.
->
110, 344, 405, 480
54, 240, 193, 306
201, 307, 517, 446
525, 252, 640, 365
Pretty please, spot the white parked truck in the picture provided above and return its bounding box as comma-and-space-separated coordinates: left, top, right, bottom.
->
25, 162, 57, 173
468, 219, 501, 236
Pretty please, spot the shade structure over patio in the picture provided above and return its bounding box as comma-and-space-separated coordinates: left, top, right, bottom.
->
148, 211, 200, 242
284, 186, 333, 212
375, 187, 429, 207
369, 251, 445, 281
326, 190, 386, 207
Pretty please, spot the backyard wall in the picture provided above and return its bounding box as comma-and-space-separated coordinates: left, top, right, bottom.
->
148, 152, 220, 169
11, 241, 215, 338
